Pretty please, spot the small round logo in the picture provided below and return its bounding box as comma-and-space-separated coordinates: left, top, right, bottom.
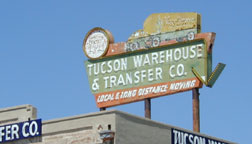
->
83, 27, 113, 59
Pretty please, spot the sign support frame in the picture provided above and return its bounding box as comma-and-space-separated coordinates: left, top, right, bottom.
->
100, 107, 106, 111
144, 98, 151, 119
192, 88, 200, 132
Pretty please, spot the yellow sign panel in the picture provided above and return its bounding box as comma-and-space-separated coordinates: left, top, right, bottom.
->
128, 13, 201, 41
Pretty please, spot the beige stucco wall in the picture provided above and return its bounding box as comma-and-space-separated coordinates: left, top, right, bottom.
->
0, 105, 37, 126
0, 105, 235, 144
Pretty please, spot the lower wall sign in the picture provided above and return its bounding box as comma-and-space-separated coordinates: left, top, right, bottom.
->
171, 129, 229, 144
0, 119, 42, 143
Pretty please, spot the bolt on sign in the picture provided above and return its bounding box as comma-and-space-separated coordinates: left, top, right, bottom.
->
83, 13, 225, 108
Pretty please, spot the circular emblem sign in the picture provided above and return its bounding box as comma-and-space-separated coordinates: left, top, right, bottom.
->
83, 27, 113, 59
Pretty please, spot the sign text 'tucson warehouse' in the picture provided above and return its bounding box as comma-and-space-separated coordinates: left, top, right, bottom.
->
85, 40, 208, 108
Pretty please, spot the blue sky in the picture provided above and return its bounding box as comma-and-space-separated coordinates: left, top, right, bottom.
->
0, 0, 251, 143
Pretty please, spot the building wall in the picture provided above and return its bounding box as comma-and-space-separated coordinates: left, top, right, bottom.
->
38, 111, 116, 144
0, 105, 39, 144
114, 111, 235, 144
0, 105, 235, 144
115, 112, 171, 144
0, 105, 37, 126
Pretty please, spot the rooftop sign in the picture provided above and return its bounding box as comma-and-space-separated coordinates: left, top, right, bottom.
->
86, 39, 209, 108
83, 13, 225, 108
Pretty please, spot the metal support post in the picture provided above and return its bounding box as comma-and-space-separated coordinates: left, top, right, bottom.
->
145, 98, 151, 119
100, 107, 106, 111
192, 88, 200, 132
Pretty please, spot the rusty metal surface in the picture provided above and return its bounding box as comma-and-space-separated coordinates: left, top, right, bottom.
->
144, 99, 151, 119
106, 32, 215, 57
192, 88, 200, 132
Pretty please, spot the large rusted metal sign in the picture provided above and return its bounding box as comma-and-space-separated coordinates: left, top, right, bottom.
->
83, 13, 225, 108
